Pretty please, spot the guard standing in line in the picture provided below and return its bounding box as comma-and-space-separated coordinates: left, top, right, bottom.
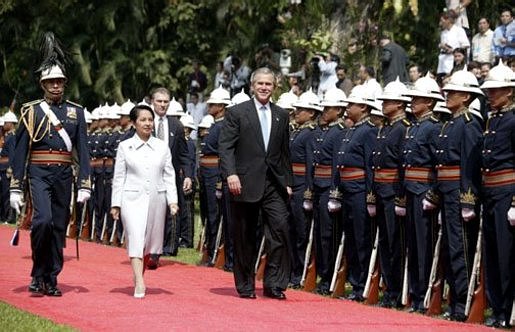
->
179, 114, 197, 248
402, 74, 444, 313
9, 32, 90, 296
93, 105, 110, 242
423, 68, 483, 322
479, 61, 515, 329
331, 84, 378, 301
287, 90, 319, 288
1, 112, 17, 223
372, 78, 412, 308
199, 87, 232, 266
311, 88, 346, 295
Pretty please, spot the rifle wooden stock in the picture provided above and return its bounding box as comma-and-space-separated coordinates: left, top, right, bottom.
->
214, 244, 225, 269
330, 229, 346, 296
427, 275, 443, 315
78, 203, 90, 240
425, 225, 443, 315
303, 255, 317, 292
331, 257, 347, 298
301, 217, 315, 290
197, 224, 206, 252
466, 265, 485, 324
211, 216, 224, 266
256, 254, 267, 281
364, 226, 380, 304
465, 214, 484, 323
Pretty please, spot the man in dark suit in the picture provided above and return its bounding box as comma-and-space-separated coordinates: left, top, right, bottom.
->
380, 34, 409, 85
149, 87, 193, 267
219, 67, 293, 300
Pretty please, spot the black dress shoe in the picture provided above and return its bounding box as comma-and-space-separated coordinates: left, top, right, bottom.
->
263, 288, 286, 300
316, 287, 330, 296
239, 292, 257, 299
45, 285, 62, 297
450, 313, 467, 322
28, 278, 45, 297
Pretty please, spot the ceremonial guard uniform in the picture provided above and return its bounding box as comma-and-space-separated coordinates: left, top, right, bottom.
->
373, 79, 411, 308
402, 75, 444, 312
312, 89, 346, 295
480, 62, 515, 329
10, 35, 90, 296
199, 87, 232, 267
424, 69, 483, 321
179, 114, 197, 249
0, 113, 16, 223
333, 84, 379, 301
287, 90, 318, 287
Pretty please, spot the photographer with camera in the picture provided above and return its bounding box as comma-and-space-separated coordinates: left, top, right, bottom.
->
188, 60, 208, 102
313, 52, 339, 98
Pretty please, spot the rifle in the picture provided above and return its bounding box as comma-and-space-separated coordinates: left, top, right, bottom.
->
10, 204, 25, 246
465, 214, 485, 324
109, 218, 118, 245
424, 224, 443, 315
76, 201, 87, 260
66, 181, 77, 239
89, 209, 96, 241
401, 247, 409, 306
330, 228, 347, 298
510, 299, 515, 326
255, 235, 266, 281
364, 226, 380, 305
300, 216, 316, 292
210, 215, 224, 266
100, 213, 108, 243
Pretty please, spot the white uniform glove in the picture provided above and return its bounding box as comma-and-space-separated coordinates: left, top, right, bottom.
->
327, 199, 341, 213
77, 189, 91, 203
215, 188, 222, 200
395, 206, 406, 217
367, 204, 376, 217
10, 190, 24, 214
461, 207, 476, 222
302, 199, 313, 211
507, 207, 515, 226
422, 198, 437, 211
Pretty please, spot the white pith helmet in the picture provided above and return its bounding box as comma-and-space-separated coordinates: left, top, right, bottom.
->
166, 97, 186, 116
292, 88, 323, 111
320, 87, 348, 107
433, 101, 451, 114
404, 73, 445, 101
119, 99, 136, 116
442, 68, 484, 96
180, 114, 196, 130
344, 84, 380, 110
206, 86, 231, 105
276, 90, 299, 110
378, 77, 411, 102
480, 60, 515, 89
468, 99, 483, 120
40, 65, 66, 82
229, 88, 250, 107
2, 111, 18, 123
197, 114, 215, 129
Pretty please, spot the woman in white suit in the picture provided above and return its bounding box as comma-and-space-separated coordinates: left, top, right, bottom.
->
111, 105, 178, 298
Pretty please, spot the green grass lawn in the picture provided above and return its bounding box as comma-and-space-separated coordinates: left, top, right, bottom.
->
0, 301, 75, 331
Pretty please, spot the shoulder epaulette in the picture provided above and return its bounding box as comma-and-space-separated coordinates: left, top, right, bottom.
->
21, 99, 43, 108
463, 112, 472, 123
429, 116, 439, 123
402, 118, 411, 127
66, 100, 83, 108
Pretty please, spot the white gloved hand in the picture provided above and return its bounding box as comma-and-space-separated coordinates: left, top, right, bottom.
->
395, 206, 406, 217
77, 189, 91, 203
422, 198, 437, 211
303, 200, 313, 211
10, 190, 24, 214
507, 207, 515, 226
461, 207, 476, 222
367, 204, 376, 217
215, 189, 222, 200
327, 199, 341, 213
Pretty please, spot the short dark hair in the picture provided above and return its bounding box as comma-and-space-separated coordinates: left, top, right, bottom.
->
500, 9, 513, 17
365, 66, 375, 78
129, 105, 155, 122
336, 65, 347, 73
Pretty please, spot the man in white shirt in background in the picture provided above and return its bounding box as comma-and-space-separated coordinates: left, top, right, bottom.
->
315, 52, 339, 98
446, 0, 471, 35
186, 92, 207, 141
358, 64, 383, 98
437, 10, 470, 81
472, 17, 494, 64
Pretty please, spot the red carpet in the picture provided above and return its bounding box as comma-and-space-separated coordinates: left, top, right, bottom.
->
0, 224, 490, 331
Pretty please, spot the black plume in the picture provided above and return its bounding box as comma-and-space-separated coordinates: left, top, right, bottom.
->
35, 32, 71, 76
